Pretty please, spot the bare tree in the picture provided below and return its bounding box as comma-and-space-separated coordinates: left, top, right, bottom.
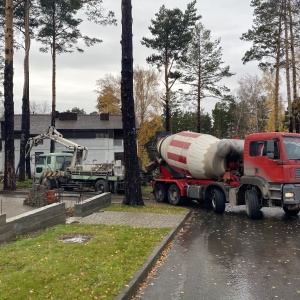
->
234, 74, 269, 135
134, 65, 162, 124
30, 100, 51, 114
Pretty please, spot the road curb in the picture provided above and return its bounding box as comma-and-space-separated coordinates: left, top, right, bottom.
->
114, 210, 192, 300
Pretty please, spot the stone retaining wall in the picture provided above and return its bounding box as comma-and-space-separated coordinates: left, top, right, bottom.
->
0, 202, 65, 243
0, 193, 111, 244
74, 192, 111, 217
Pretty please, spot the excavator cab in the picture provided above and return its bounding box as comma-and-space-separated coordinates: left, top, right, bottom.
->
33, 152, 73, 183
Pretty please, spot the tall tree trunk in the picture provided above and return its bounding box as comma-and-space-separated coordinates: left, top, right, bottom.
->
50, 1, 56, 152
284, 0, 292, 132
288, 0, 299, 132
121, 0, 143, 206
274, 3, 283, 132
197, 76, 201, 133
164, 55, 170, 132
19, 0, 31, 180
4, 0, 15, 190
197, 33, 202, 133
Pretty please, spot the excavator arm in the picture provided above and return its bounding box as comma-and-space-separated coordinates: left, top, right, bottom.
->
26, 126, 88, 169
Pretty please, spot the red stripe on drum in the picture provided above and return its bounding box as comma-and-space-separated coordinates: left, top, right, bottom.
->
169, 139, 191, 149
167, 152, 187, 164
177, 132, 201, 138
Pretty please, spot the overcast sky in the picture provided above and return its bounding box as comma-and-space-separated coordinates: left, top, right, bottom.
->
13, 0, 258, 115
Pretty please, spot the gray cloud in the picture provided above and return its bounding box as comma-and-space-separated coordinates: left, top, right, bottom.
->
13, 0, 257, 114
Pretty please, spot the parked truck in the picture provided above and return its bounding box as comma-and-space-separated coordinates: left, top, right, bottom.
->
27, 126, 124, 193
148, 131, 300, 219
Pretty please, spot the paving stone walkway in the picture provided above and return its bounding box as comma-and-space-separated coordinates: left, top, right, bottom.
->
78, 211, 185, 228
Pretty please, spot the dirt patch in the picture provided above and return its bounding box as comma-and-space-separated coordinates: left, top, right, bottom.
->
59, 234, 93, 243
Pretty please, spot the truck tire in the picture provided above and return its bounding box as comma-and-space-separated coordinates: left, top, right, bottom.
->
43, 178, 53, 190
154, 183, 167, 202
210, 189, 226, 214
94, 179, 107, 193
245, 190, 261, 219
168, 184, 183, 206
283, 206, 300, 216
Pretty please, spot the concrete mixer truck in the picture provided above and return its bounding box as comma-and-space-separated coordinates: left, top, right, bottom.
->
148, 131, 300, 219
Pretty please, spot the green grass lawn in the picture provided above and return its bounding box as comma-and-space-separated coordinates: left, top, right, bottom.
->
0, 183, 187, 299
0, 224, 170, 300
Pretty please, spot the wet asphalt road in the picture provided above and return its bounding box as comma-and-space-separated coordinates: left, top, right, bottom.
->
137, 203, 300, 300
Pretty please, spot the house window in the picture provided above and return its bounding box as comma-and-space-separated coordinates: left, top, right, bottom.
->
114, 139, 123, 147
114, 152, 124, 163
96, 132, 109, 138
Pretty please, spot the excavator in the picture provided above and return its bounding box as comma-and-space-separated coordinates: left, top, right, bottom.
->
26, 126, 124, 193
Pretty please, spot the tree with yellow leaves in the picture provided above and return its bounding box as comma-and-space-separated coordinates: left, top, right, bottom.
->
95, 66, 163, 168
95, 74, 121, 114
261, 71, 286, 132
137, 114, 164, 170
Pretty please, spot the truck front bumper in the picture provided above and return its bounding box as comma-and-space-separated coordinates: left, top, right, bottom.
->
282, 184, 300, 205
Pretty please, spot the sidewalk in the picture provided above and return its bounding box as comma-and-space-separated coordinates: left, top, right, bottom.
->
0, 192, 33, 218
78, 210, 185, 228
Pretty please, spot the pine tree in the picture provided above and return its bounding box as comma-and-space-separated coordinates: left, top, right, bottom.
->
36, 0, 116, 152
241, 0, 295, 131
141, 1, 200, 132
179, 22, 234, 133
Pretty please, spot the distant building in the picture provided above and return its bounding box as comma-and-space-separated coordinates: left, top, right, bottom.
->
0, 112, 132, 173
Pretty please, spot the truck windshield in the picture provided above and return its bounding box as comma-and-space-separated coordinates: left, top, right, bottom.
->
36, 156, 46, 165
283, 136, 300, 160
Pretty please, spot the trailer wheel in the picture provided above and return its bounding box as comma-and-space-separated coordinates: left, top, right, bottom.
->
94, 179, 107, 193
210, 189, 226, 214
283, 206, 300, 216
245, 190, 261, 219
154, 183, 167, 202
168, 184, 183, 206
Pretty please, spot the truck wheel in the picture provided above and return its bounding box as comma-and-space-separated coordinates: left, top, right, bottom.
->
168, 184, 182, 206
43, 178, 53, 190
283, 207, 300, 216
94, 179, 107, 193
154, 183, 167, 202
210, 189, 226, 214
245, 190, 261, 219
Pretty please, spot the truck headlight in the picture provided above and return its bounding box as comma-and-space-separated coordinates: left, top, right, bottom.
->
285, 192, 294, 198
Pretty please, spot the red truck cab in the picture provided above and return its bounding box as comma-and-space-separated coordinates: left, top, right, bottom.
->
241, 132, 300, 215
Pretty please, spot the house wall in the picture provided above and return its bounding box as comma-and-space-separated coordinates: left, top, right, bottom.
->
0, 137, 123, 174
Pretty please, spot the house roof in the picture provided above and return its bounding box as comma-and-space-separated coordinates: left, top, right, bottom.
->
0, 114, 129, 134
